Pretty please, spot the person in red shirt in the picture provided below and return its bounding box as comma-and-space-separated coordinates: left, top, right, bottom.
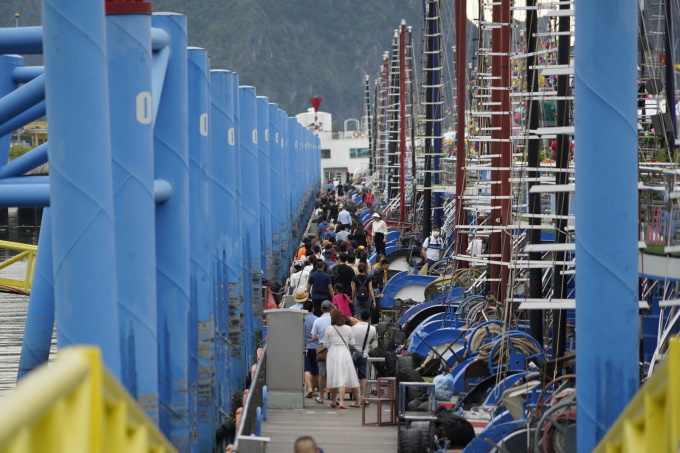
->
364, 192, 374, 212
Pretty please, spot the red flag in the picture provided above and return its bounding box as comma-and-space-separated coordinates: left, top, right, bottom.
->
309, 97, 323, 112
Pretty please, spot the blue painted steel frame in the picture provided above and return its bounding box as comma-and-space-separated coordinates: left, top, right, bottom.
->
188, 47, 214, 451
239, 86, 262, 368
43, 0, 121, 377
151, 13, 193, 449
0, 54, 21, 161
268, 103, 283, 283
574, 0, 639, 450
256, 96, 273, 280
2, 8, 323, 451
107, 10, 159, 423
17, 209, 53, 379
209, 70, 245, 418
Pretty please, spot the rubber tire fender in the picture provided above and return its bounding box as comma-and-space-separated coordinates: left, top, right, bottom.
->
398, 427, 424, 453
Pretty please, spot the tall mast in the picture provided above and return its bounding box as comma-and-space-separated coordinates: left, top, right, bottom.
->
665, 0, 677, 147
488, 0, 512, 304
422, 0, 444, 235
387, 31, 400, 201
454, 0, 468, 265
525, 0, 544, 343
551, 1, 572, 360
365, 75, 373, 174
399, 20, 407, 224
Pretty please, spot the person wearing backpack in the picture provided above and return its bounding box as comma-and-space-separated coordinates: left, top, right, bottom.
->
422, 226, 445, 271
351, 262, 375, 318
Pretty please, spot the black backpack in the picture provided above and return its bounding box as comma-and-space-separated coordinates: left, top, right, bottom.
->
330, 264, 340, 284
355, 275, 370, 302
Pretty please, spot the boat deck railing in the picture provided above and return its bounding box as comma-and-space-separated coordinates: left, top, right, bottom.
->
233, 345, 269, 452
0, 346, 176, 453
0, 240, 37, 294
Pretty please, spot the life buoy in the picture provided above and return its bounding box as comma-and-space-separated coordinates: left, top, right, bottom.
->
353, 131, 360, 138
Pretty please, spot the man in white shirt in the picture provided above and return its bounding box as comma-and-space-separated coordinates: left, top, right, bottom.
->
421, 227, 444, 271
467, 235, 484, 257
351, 310, 376, 406
371, 212, 388, 255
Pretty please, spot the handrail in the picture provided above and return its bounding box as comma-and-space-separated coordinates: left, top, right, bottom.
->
0, 240, 37, 293
594, 337, 680, 453
233, 345, 269, 452
0, 346, 176, 453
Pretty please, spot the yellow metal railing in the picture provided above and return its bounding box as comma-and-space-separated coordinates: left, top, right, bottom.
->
0, 347, 176, 453
594, 337, 680, 453
0, 240, 37, 293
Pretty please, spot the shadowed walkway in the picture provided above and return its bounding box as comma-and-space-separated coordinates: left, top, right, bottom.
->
261, 396, 398, 452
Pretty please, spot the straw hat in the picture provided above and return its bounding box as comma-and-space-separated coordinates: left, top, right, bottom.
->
293, 289, 309, 303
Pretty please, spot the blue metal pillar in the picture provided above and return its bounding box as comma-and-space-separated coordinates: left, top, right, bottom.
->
288, 118, 299, 240
106, 8, 158, 422
151, 13, 192, 450
210, 70, 245, 415
17, 208, 53, 379
188, 47, 213, 451
575, 0, 639, 451
0, 54, 22, 162
268, 103, 282, 283
279, 109, 291, 261
43, 0, 121, 376
238, 86, 262, 364
256, 96, 273, 281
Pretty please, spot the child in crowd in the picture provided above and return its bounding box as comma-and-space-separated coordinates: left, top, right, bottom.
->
332, 283, 352, 317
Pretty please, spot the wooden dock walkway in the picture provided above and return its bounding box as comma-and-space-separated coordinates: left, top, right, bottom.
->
261, 397, 398, 453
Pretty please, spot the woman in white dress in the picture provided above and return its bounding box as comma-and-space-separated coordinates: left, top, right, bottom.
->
324, 309, 360, 410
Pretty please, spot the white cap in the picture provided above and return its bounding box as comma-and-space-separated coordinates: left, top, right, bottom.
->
372, 213, 380, 218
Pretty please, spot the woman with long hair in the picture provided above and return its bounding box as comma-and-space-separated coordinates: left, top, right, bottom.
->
323, 309, 360, 410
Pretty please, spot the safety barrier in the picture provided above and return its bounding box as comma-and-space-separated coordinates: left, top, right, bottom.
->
594, 337, 680, 453
0, 346, 176, 453
0, 240, 37, 293
233, 345, 269, 452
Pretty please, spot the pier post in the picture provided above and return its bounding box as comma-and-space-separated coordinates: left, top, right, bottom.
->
257, 96, 273, 281
151, 13, 193, 449
188, 47, 214, 451
209, 70, 245, 416
17, 208, 53, 379
575, 0, 640, 450
43, 0, 121, 377
238, 86, 262, 365
106, 6, 159, 422
268, 103, 283, 284
279, 109, 291, 261
288, 118, 299, 240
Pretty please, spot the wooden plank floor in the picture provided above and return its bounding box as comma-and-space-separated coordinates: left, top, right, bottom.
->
261, 397, 398, 453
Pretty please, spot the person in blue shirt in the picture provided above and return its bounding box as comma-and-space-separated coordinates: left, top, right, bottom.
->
337, 205, 351, 227
306, 260, 333, 316
317, 215, 330, 238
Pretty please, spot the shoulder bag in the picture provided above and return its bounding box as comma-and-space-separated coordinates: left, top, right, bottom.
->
334, 326, 363, 365
316, 343, 327, 362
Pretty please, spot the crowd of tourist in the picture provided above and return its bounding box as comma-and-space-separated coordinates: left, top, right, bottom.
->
226, 186, 386, 452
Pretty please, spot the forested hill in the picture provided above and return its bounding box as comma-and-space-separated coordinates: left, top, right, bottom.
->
152, 0, 424, 124
0, 0, 425, 124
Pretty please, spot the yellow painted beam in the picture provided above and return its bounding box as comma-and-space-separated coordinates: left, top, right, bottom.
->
594, 337, 680, 453
0, 347, 176, 453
